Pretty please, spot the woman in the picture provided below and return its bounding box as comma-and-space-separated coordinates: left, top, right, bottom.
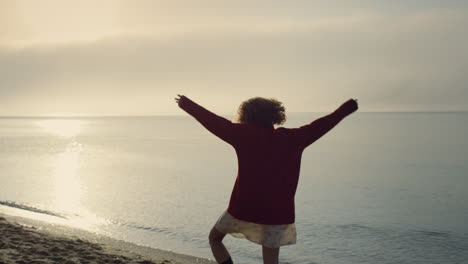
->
175, 95, 358, 264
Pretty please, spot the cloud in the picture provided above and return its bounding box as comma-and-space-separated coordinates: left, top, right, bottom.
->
1, 8, 467, 115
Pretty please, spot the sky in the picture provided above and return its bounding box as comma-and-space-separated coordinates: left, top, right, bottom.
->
1, 0, 467, 116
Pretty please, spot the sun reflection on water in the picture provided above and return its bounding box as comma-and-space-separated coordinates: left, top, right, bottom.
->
53, 141, 82, 212
36, 119, 84, 138
34, 119, 107, 231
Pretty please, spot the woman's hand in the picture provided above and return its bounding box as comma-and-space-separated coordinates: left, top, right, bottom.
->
175, 94, 187, 107
341, 98, 358, 114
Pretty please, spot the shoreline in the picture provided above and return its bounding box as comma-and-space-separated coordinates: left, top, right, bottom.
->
0, 213, 215, 264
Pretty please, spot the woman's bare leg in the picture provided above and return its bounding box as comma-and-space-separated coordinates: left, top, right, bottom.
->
209, 226, 232, 263
262, 246, 280, 264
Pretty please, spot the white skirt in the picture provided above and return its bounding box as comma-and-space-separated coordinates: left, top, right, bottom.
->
214, 211, 296, 248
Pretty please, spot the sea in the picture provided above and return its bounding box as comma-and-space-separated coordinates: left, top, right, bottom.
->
0, 112, 467, 264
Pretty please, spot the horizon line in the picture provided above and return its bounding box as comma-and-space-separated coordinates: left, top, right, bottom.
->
0, 110, 467, 118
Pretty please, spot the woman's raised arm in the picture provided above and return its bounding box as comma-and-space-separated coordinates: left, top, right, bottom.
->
296, 99, 358, 148
176, 95, 238, 145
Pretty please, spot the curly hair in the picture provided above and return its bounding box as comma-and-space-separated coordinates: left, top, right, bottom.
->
237, 97, 286, 127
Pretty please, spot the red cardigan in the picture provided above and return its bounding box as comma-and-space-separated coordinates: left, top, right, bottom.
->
180, 98, 356, 225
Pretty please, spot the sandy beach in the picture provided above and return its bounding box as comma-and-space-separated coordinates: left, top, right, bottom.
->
0, 215, 214, 264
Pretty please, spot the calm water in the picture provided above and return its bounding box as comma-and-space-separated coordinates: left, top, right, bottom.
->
0, 113, 467, 263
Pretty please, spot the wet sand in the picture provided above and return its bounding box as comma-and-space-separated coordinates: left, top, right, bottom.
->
0, 216, 214, 264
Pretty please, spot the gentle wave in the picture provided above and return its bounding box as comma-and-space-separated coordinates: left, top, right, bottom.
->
118, 221, 174, 235
0, 200, 67, 219
0, 200, 187, 242
105, 218, 209, 245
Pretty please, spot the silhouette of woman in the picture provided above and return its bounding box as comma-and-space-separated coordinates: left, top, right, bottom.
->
176, 95, 358, 264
